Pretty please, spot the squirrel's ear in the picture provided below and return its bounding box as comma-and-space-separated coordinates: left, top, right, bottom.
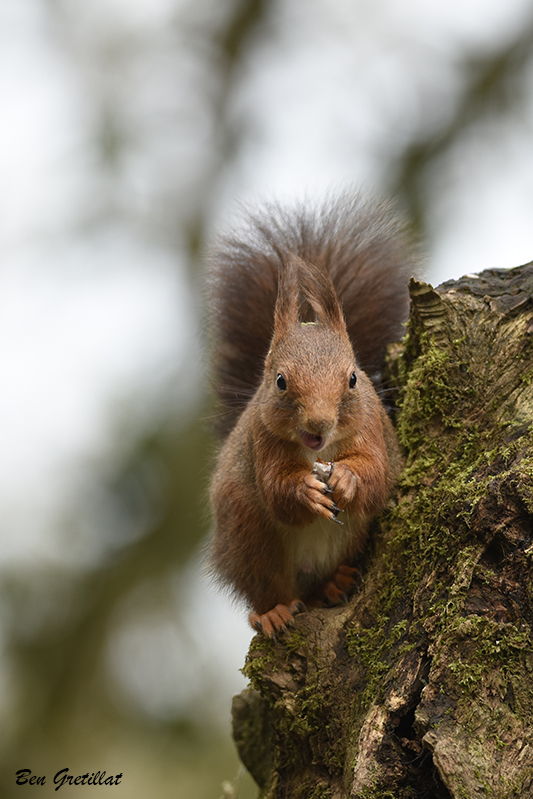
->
299, 258, 347, 333
273, 258, 301, 337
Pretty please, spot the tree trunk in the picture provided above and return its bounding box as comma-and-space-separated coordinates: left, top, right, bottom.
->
231, 263, 533, 799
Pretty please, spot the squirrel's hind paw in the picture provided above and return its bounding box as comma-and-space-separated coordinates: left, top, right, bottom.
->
319, 564, 360, 606
248, 601, 305, 639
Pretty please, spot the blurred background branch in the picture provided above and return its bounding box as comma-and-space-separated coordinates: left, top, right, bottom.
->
392, 14, 533, 237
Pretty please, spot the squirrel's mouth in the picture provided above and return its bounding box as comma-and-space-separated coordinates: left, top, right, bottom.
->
300, 431, 325, 450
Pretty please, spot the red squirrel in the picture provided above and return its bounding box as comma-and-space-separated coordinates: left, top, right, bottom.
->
206, 194, 418, 637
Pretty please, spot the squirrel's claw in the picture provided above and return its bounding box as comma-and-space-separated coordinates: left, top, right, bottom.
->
331, 504, 344, 524
289, 599, 307, 615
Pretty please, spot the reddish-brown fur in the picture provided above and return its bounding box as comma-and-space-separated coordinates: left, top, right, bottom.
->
206, 194, 418, 637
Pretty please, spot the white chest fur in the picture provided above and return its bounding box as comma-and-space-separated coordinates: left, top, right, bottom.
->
284, 512, 358, 582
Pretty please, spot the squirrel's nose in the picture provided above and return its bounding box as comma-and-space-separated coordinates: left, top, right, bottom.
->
300, 397, 337, 437
304, 416, 336, 436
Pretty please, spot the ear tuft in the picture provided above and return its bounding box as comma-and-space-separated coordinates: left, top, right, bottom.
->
272, 257, 301, 338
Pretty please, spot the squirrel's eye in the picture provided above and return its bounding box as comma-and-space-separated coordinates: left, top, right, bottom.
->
276, 373, 287, 391
349, 372, 357, 389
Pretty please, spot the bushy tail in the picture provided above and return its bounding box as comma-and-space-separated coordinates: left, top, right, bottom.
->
206, 192, 420, 438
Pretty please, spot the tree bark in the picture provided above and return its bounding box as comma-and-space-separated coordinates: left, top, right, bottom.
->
231, 263, 533, 799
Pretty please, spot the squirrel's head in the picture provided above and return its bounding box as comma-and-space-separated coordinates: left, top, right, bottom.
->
261, 257, 370, 452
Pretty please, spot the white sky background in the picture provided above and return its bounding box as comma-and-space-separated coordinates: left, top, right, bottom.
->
2, 0, 533, 726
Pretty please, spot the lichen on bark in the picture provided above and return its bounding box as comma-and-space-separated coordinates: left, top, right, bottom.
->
231, 263, 533, 799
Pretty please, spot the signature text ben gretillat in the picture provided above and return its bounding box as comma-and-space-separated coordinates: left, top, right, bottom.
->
16, 769, 123, 790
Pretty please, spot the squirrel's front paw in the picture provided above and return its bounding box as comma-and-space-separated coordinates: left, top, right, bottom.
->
328, 462, 358, 508
301, 473, 343, 524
